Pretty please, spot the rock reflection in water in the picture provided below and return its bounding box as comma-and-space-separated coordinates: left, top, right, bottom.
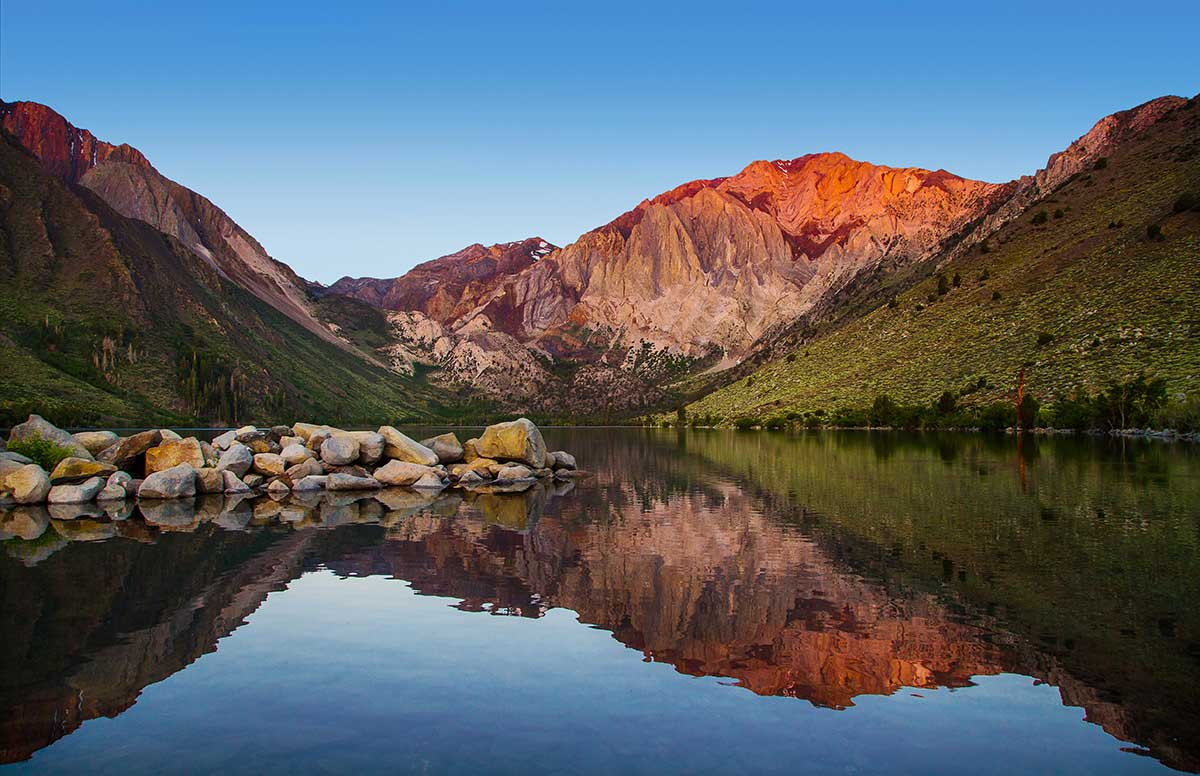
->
1, 430, 1196, 773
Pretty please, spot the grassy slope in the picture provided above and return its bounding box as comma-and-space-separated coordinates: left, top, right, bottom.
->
687, 101, 1200, 422
0, 133, 454, 427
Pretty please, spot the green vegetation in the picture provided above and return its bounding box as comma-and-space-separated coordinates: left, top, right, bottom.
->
685, 100, 1200, 428
6, 434, 74, 471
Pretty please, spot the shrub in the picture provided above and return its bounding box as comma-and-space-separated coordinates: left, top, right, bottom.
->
870, 394, 898, 426
785, 353, 797, 362
978, 268, 990, 281
1018, 393, 1041, 428
733, 417, 759, 430
1154, 396, 1200, 433
1036, 331, 1054, 347
1053, 208, 1064, 219
1173, 192, 1200, 213
1045, 395, 1096, 430
1031, 210, 1048, 225
831, 406, 870, 427
1107, 220, 1121, 229
992, 290, 1003, 301
937, 274, 950, 295
979, 239, 991, 254
936, 390, 958, 415
887, 296, 898, 309
1094, 157, 1108, 170
978, 402, 1016, 432
1147, 223, 1162, 240
952, 272, 962, 288
7, 434, 75, 471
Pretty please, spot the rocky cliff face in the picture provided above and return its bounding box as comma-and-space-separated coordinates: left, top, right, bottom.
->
0, 101, 341, 350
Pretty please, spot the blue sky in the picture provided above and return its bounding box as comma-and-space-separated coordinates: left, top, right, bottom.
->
2, 1, 1197, 282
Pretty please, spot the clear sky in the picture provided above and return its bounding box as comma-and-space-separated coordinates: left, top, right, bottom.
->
2, 1, 1197, 283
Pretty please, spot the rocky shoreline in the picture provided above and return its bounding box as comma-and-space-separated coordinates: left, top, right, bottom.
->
0, 415, 580, 508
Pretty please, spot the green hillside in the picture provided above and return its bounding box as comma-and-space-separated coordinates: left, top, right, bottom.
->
0, 132, 460, 427
686, 99, 1200, 426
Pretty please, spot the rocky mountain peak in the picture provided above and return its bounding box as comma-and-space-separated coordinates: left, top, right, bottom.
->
0, 100, 152, 183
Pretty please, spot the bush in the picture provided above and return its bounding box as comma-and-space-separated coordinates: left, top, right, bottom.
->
870, 394, 898, 426
785, 353, 797, 362
952, 272, 962, 288
831, 406, 870, 427
733, 417, 760, 430
936, 390, 958, 415
1018, 393, 1041, 428
937, 274, 950, 295
1147, 223, 1163, 240
992, 290, 1003, 301
1173, 192, 1200, 213
979, 240, 991, 254
1094, 157, 1108, 170
978, 268, 990, 281
1154, 396, 1200, 432
1045, 395, 1096, 430
1053, 208, 1064, 219
887, 296, 898, 309
1036, 331, 1054, 347
1032, 210, 1048, 225
7, 434, 75, 471
978, 402, 1016, 432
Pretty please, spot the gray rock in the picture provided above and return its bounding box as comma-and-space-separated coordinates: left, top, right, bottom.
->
412, 471, 446, 490
217, 443, 254, 477
420, 433, 465, 464
320, 436, 360, 466
243, 473, 265, 489
72, 430, 119, 456
281, 443, 313, 466
0, 451, 34, 465
210, 429, 238, 450
222, 470, 252, 494
349, 431, 386, 465
195, 467, 225, 494
267, 479, 291, 495
138, 463, 197, 499
159, 429, 184, 442
293, 475, 328, 491
47, 477, 104, 504
550, 451, 577, 470
107, 470, 134, 494
97, 429, 162, 470
8, 414, 93, 460
327, 472, 382, 491
458, 470, 485, 485
285, 457, 324, 482
494, 463, 535, 484
97, 484, 128, 502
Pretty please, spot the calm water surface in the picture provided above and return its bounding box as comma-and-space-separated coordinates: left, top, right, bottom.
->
1, 429, 1197, 774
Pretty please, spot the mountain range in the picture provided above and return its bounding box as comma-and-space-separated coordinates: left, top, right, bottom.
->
1, 94, 1197, 426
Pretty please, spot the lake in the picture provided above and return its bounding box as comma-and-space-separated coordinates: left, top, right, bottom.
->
1, 428, 1197, 774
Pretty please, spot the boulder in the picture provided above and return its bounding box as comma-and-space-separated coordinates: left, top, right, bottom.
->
211, 429, 238, 450
97, 483, 128, 502
0, 457, 24, 483
420, 433, 464, 464
550, 451, 577, 470
306, 429, 333, 452
145, 438, 206, 474
217, 443, 254, 476
1, 451, 34, 465
47, 477, 104, 504
5, 465, 51, 504
98, 429, 162, 471
327, 472, 382, 491
458, 470, 485, 485
243, 473, 265, 489
324, 464, 372, 478
463, 438, 481, 463
49, 457, 116, 485
200, 441, 220, 467
494, 463, 535, 484
195, 467, 225, 494
285, 457, 325, 482
293, 475, 328, 491
293, 422, 343, 441
412, 471, 446, 490
138, 463, 197, 499
378, 426, 438, 465
9, 414, 93, 459
252, 453, 286, 477
159, 429, 183, 442
450, 458, 499, 479
72, 430, 119, 456
348, 431, 385, 465
270, 425, 293, 439
320, 435, 360, 465
107, 471, 134, 494
373, 460, 440, 487
476, 418, 547, 468
279, 435, 304, 449
267, 479, 291, 496
222, 470, 252, 494
281, 443, 314, 466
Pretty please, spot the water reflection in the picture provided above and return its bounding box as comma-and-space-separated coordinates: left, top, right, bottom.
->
1, 430, 1196, 772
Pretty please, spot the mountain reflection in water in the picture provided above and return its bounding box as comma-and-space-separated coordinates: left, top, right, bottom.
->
1, 429, 1196, 773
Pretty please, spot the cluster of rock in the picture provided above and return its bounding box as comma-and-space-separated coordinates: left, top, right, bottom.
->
0, 415, 578, 508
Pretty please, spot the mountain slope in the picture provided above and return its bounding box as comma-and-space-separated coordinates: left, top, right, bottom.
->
0, 129, 453, 426
0, 101, 342, 350
685, 96, 1200, 422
